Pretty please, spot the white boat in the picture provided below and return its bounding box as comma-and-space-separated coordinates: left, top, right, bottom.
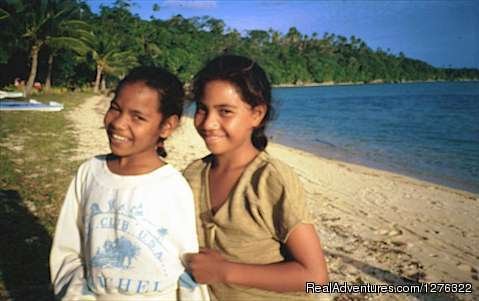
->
0, 90, 24, 99
0, 99, 64, 112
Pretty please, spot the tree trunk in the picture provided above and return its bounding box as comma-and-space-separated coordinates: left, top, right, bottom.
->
25, 44, 41, 98
45, 53, 53, 91
94, 64, 103, 93
101, 75, 106, 93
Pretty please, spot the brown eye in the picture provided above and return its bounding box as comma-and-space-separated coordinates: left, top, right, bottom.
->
133, 115, 146, 121
219, 109, 232, 115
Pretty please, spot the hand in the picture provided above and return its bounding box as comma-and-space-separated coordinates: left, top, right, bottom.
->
186, 248, 229, 284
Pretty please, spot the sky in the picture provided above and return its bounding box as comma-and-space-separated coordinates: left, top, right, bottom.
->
85, 0, 479, 68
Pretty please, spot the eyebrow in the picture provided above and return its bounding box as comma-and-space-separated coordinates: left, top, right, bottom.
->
198, 102, 237, 109
130, 109, 148, 116
110, 100, 149, 116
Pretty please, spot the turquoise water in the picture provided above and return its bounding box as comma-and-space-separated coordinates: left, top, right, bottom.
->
270, 82, 479, 193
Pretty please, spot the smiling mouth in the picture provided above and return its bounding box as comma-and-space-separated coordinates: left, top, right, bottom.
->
109, 133, 131, 143
203, 135, 225, 142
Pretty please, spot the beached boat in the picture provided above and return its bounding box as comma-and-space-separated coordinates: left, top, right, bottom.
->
0, 90, 24, 99
0, 99, 64, 112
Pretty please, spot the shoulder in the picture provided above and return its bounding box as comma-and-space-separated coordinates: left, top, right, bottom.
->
251, 152, 302, 193
264, 154, 298, 179
161, 164, 191, 190
243, 152, 307, 212
75, 154, 108, 178
159, 165, 196, 209
182, 154, 213, 182
80, 154, 107, 167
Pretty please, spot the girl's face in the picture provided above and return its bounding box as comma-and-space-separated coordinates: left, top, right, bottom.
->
194, 80, 265, 157
104, 82, 174, 162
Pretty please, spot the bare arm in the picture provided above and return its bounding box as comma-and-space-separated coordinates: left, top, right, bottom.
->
188, 223, 328, 292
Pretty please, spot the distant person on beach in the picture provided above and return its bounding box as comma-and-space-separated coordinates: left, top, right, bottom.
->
50, 67, 209, 300
183, 54, 329, 300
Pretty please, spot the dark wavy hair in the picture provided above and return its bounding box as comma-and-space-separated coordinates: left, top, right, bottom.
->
114, 66, 185, 157
192, 55, 274, 151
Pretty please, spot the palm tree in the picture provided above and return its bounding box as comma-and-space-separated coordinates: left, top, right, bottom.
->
285, 27, 302, 45
1, 0, 89, 97
88, 31, 137, 93
44, 18, 92, 90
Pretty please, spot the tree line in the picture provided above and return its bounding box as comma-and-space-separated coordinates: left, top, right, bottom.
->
1, 0, 478, 97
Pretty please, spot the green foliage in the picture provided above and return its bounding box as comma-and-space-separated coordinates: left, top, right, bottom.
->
1, 1, 478, 90
0, 0, 92, 95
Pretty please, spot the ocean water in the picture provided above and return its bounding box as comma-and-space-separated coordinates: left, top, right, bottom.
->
269, 82, 479, 193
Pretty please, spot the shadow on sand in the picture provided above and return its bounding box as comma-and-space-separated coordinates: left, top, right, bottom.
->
326, 251, 459, 301
0, 189, 54, 300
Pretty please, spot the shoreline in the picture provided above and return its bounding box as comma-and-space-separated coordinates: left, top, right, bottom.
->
70, 95, 479, 300
268, 140, 478, 198
269, 135, 479, 195
272, 79, 479, 88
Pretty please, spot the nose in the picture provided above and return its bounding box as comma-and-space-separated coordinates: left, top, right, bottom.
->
107, 111, 128, 130
202, 111, 219, 130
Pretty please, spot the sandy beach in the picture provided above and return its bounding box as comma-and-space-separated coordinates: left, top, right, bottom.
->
70, 95, 479, 300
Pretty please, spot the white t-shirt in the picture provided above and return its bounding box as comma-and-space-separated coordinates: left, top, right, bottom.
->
50, 155, 209, 301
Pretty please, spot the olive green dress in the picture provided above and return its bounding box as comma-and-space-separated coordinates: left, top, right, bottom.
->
184, 152, 317, 300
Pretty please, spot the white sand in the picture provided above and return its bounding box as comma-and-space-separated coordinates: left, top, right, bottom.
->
69, 95, 479, 300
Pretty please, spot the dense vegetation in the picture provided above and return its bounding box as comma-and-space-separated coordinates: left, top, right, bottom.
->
1, 0, 478, 96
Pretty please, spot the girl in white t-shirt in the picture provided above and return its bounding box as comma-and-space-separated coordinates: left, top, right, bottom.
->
50, 66, 209, 301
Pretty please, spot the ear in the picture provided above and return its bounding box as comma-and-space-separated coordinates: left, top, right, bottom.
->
159, 115, 179, 139
252, 104, 267, 127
